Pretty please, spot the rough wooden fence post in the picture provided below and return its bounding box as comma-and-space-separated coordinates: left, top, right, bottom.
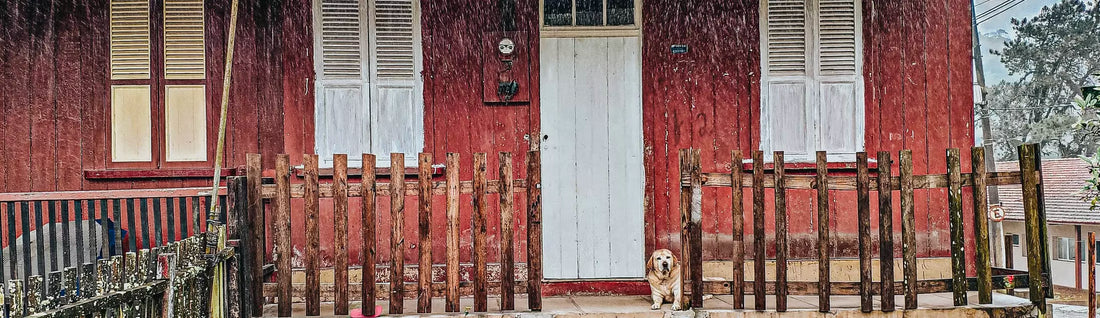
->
972, 147, 993, 304
816, 151, 830, 312
878, 151, 895, 311
1088, 231, 1095, 318
947, 148, 967, 306
856, 152, 873, 313
391, 153, 407, 314
774, 151, 788, 312
274, 154, 292, 317
334, 154, 351, 315
303, 154, 321, 316
417, 153, 433, 313
362, 154, 378, 316
245, 153, 264, 317
227, 176, 250, 318
445, 153, 461, 312
730, 150, 745, 309
159, 252, 179, 317
1018, 143, 1047, 311
751, 150, 766, 311
680, 149, 703, 309
526, 150, 544, 311
10, 279, 23, 318
473, 153, 489, 312
899, 150, 918, 309
499, 152, 516, 311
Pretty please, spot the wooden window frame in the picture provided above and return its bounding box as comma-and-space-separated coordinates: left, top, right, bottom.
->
1056, 236, 1076, 261
758, 0, 865, 163
539, 0, 642, 38
106, 0, 213, 171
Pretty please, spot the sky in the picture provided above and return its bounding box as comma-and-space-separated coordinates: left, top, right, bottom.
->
975, 0, 1061, 83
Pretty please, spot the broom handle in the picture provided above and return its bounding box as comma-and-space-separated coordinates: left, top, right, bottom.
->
208, 0, 240, 221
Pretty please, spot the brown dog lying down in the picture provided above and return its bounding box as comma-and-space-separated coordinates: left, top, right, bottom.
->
646, 249, 683, 310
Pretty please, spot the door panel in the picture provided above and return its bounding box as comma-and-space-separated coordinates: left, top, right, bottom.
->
539, 36, 644, 279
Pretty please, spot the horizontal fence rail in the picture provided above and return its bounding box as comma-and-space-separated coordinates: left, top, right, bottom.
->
677, 144, 1050, 313
238, 151, 543, 316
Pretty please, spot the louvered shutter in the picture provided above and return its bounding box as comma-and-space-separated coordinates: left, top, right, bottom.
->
761, 0, 863, 160
815, 0, 862, 154
314, 0, 372, 167
368, 0, 422, 165
110, 0, 151, 80
163, 0, 205, 80
761, 0, 813, 158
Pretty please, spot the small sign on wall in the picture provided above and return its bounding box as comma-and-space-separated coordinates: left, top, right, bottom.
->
671, 44, 689, 54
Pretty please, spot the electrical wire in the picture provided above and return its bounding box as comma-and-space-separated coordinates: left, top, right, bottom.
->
978, 0, 1029, 24
976, 0, 1019, 19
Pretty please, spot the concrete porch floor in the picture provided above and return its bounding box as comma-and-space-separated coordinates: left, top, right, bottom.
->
260, 292, 1037, 317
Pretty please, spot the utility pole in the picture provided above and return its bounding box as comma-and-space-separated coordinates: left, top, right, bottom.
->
971, 0, 1006, 267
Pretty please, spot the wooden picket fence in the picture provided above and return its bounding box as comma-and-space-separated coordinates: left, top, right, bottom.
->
235, 151, 543, 316
677, 144, 1053, 313
0, 189, 231, 317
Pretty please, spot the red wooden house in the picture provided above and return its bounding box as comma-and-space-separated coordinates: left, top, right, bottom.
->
0, 0, 976, 283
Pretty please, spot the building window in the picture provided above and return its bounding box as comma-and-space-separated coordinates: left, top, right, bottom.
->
1011, 234, 1020, 246
312, 0, 424, 168
540, 0, 640, 37
1056, 237, 1076, 261
109, 0, 208, 167
759, 0, 864, 162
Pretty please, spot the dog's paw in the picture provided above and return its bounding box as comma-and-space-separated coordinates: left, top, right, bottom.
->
651, 304, 661, 310
671, 303, 682, 311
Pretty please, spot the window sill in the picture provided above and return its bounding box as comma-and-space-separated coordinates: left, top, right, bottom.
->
84, 168, 239, 180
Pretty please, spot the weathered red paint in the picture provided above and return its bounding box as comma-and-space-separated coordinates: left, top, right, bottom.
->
0, 0, 975, 276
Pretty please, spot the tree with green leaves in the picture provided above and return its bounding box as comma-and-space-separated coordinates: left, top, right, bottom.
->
985, 0, 1100, 161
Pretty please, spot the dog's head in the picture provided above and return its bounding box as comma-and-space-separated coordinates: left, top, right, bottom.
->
647, 249, 677, 278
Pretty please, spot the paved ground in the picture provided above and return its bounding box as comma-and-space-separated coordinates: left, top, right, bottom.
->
261, 291, 1034, 317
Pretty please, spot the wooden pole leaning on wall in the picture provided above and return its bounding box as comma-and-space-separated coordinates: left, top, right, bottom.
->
1018, 143, 1047, 311
274, 154, 292, 317
751, 151, 766, 311
334, 154, 351, 315
417, 153, 434, 313
971, 147, 993, 304
856, 152, 873, 313
445, 153, 461, 312
877, 152, 895, 311
774, 151, 789, 312
473, 153, 489, 312
391, 153, 407, 314
303, 154, 321, 316
899, 150, 918, 309
816, 151, 831, 312
499, 152, 516, 311
526, 150, 544, 311
730, 150, 745, 309
946, 148, 967, 306
362, 154, 378, 316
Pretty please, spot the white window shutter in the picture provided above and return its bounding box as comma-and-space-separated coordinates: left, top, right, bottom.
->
163, 0, 205, 79
314, 0, 372, 167
814, 0, 862, 154
110, 0, 151, 80
369, 0, 423, 165
761, 0, 863, 161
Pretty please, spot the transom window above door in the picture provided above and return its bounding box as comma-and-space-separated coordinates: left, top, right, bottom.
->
312, 0, 424, 168
541, 0, 641, 36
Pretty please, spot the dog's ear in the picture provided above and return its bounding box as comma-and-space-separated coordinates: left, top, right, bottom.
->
646, 253, 655, 272
669, 252, 678, 267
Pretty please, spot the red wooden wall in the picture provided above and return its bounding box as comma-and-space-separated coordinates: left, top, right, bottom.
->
0, 0, 975, 268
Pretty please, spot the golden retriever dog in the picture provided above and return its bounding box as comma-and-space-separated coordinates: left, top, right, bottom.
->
646, 249, 683, 310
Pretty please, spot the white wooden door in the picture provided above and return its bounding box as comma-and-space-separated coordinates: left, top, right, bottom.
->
539, 37, 644, 279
